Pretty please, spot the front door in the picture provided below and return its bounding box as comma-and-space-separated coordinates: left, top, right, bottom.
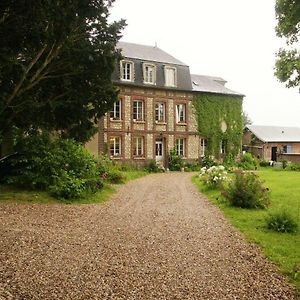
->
271, 147, 277, 161
155, 140, 163, 166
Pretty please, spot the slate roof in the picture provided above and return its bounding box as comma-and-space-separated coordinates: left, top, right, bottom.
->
117, 42, 187, 66
114, 42, 244, 96
191, 74, 244, 96
246, 125, 300, 142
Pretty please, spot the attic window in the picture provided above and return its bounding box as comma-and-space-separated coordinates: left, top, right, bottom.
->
164, 66, 177, 87
120, 60, 134, 82
192, 81, 199, 86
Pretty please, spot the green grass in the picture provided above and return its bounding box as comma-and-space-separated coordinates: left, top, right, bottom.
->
192, 168, 300, 292
0, 170, 148, 205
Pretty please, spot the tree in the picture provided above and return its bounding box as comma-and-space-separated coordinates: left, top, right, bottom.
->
275, 0, 300, 89
0, 0, 125, 155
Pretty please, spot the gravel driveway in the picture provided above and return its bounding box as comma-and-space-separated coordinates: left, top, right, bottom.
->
0, 172, 298, 299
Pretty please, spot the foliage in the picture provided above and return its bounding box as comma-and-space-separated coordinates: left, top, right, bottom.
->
0, 0, 126, 150
199, 165, 228, 189
201, 155, 217, 168
286, 162, 300, 171
144, 160, 161, 173
266, 210, 298, 233
168, 149, 183, 171
4, 133, 103, 199
238, 153, 258, 170
222, 171, 270, 209
97, 155, 125, 184
193, 93, 243, 160
259, 160, 270, 167
183, 161, 201, 172
275, 0, 300, 88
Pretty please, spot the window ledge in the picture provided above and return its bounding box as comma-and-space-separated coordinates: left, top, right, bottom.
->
176, 122, 187, 126
133, 120, 145, 124
155, 121, 167, 125
110, 118, 122, 122
110, 156, 122, 160
133, 157, 145, 160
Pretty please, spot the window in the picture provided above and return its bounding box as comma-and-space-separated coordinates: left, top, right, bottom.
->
283, 145, 292, 153
155, 103, 165, 122
176, 104, 186, 123
109, 137, 121, 157
221, 139, 226, 154
110, 100, 121, 120
200, 138, 207, 157
164, 66, 177, 87
133, 100, 144, 121
176, 138, 185, 156
120, 60, 134, 81
133, 137, 144, 157
143, 63, 156, 84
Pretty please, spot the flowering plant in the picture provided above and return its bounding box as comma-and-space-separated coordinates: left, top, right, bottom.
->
199, 165, 228, 189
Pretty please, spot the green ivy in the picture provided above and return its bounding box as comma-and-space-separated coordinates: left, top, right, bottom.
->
193, 93, 243, 159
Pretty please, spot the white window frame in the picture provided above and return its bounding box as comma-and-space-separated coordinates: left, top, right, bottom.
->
176, 104, 186, 123
120, 60, 134, 82
133, 100, 144, 121
133, 137, 144, 157
109, 136, 121, 157
143, 63, 156, 85
200, 138, 207, 157
164, 66, 177, 87
110, 100, 121, 120
155, 102, 165, 122
176, 138, 185, 156
220, 139, 226, 154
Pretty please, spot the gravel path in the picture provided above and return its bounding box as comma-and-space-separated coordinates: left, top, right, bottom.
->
0, 172, 298, 299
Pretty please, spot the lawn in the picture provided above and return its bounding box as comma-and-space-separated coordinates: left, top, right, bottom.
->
193, 168, 300, 291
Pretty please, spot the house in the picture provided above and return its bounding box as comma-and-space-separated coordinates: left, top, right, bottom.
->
243, 125, 300, 162
85, 42, 244, 167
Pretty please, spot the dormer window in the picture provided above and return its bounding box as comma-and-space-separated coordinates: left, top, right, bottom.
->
120, 60, 134, 82
164, 66, 177, 87
143, 63, 156, 85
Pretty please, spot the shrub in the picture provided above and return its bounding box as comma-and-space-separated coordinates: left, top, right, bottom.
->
287, 162, 300, 171
201, 155, 216, 168
238, 153, 258, 170
144, 160, 161, 173
199, 165, 228, 189
168, 149, 183, 171
97, 155, 125, 184
266, 211, 298, 233
5, 133, 103, 199
222, 171, 270, 209
259, 160, 270, 167
183, 162, 201, 172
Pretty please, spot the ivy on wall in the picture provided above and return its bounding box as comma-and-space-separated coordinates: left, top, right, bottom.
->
193, 93, 243, 160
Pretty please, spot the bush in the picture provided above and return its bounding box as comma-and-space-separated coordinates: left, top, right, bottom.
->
5, 133, 103, 199
183, 162, 201, 172
266, 211, 298, 233
259, 160, 270, 167
168, 149, 183, 171
97, 155, 125, 184
222, 171, 270, 209
199, 165, 228, 189
238, 153, 258, 170
201, 155, 216, 168
144, 160, 161, 173
287, 162, 300, 171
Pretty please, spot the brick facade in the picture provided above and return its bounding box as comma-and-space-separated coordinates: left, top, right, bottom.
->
95, 86, 201, 167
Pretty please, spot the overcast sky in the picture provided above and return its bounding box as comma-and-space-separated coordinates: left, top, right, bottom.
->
109, 0, 299, 127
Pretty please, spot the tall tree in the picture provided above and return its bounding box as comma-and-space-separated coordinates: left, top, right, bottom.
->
0, 0, 125, 155
275, 0, 300, 89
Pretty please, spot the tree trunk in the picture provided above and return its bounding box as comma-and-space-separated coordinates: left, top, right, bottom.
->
0, 129, 14, 158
